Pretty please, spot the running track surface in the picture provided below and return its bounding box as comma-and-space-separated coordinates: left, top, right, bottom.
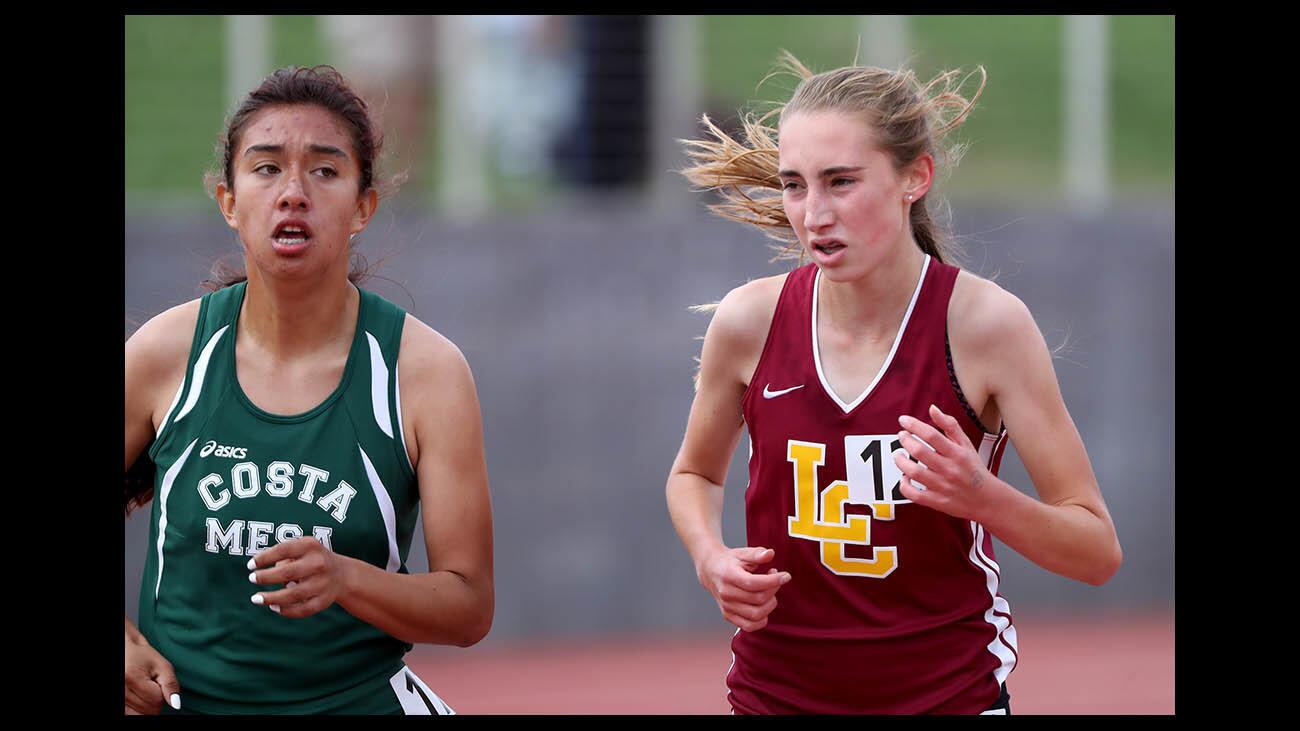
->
407, 610, 1174, 714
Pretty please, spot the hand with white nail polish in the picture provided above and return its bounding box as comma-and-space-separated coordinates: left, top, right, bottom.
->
125, 617, 182, 715
247, 536, 355, 619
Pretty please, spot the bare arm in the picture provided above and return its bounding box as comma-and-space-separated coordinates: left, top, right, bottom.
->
124, 301, 198, 713
335, 318, 494, 644
666, 279, 792, 631
125, 301, 198, 472
666, 286, 751, 567
252, 317, 494, 646
894, 281, 1121, 585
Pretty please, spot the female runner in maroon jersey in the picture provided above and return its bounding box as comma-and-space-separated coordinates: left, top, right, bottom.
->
665, 53, 1122, 714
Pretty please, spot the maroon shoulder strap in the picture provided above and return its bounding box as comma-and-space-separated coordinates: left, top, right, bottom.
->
893, 256, 956, 366
743, 263, 817, 410
909, 258, 998, 434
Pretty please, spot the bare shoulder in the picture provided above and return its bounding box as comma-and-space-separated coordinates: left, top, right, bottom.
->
708, 273, 789, 350
949, 269, 1041, 357
125, 299, 202, 444
397, 313, 475, 395
125, 298, 202, 381
702, 272, 789, 387
396, 315, 482, 469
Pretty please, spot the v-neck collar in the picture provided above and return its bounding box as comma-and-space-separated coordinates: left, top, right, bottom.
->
811, 255, 931, 414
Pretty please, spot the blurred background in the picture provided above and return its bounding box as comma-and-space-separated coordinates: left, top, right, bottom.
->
125, 15, 1174, 714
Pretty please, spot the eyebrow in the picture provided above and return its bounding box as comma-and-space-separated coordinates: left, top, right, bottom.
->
243, 143, 349, 159
777, 166, 865, 178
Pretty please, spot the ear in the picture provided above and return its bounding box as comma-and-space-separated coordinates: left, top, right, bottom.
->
216, 182, 239, 230
902, 153, 935, 201
350, 188, 379, 236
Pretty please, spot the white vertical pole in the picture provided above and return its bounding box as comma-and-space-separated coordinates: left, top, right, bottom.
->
650, 14, 700, 211
226, 15, 271, 110
1064, 14, 1109, 214
435, 14, 489, 218
859, 15, 908, 68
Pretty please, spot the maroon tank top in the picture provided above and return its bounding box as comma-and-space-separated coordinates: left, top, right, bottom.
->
728, 256, 1016, 714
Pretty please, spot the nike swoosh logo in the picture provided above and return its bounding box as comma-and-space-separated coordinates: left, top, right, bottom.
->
763, 384, 805, 399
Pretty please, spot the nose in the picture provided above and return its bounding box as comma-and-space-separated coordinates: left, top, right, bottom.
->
803, 189, 833, 231
276, 170, 310, 211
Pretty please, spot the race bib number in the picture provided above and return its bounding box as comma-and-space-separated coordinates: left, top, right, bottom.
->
844, 433, 927, 506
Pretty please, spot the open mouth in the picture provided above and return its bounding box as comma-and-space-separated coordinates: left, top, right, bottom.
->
272, 222, 312, 247
814, 242, 845, 255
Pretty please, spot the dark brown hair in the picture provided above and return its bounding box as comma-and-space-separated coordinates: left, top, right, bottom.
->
202, 65, 398, 291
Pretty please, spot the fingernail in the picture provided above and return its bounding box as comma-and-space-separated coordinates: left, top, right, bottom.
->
780, 574, 791, 584
250, 594, 264, 606
269, 604, 281, 614
169, 693, 181, 710
287, 580, 298, 588
248, 572, 258, 584
246, 557, 257, 571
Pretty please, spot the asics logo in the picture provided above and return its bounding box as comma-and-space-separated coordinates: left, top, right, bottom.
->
763, 384, 804, 399
201, 440, 248, 459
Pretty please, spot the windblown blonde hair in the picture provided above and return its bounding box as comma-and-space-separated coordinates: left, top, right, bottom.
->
680, 51, 986, 266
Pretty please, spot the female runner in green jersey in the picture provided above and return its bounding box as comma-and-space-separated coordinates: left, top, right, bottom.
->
124, 66, 494, 715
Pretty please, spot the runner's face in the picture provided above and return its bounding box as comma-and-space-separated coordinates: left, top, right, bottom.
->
778, 110, 919, 282
217, 104, 376, 283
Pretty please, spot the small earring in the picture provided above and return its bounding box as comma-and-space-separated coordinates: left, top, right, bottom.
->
905, 193, 913, 202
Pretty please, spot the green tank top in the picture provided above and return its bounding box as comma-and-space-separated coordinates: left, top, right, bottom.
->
137, 281, 420, 714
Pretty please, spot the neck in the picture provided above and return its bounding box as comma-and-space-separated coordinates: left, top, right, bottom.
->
818, 239, 927, 339
239, 269, 359, 361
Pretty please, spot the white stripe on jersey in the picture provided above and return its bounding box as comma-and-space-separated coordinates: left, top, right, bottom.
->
156, 376, 185, 440
388, 666, 455, 715
173, 325, 229, 425
394, 360, 414, 474
358, 445, 401, 572
967, 521, 1018, 685
725, 626, 740, 710
977, 432, 999, 465
975, 523, 1019, 661
365, 332, 394, 440
156, 438, 198, 598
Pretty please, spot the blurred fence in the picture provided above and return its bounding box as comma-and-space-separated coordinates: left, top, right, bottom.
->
126, 15, 1175, 209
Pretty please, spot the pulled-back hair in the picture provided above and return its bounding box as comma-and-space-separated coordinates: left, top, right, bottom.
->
681, 51, 985, 266
206, 65, 388, 197
202, 65, 400, 291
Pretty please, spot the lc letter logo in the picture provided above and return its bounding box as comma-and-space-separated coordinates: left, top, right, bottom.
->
785, 439, 903, 578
